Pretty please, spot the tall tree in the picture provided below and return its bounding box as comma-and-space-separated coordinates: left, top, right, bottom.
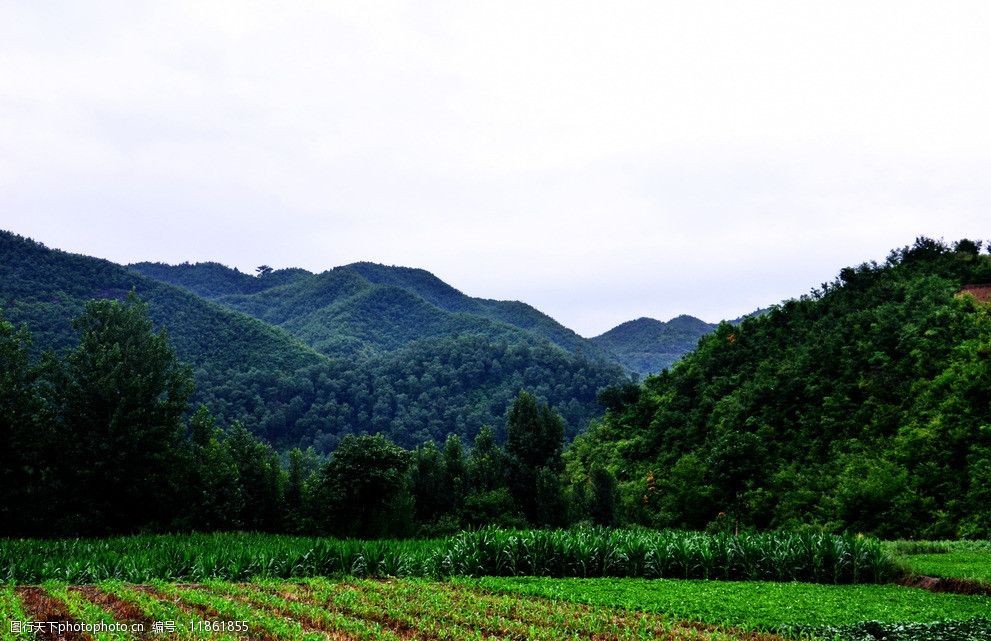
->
182, 405, 242, 531
410, 441, 447, 524
316, 434, 411, 538
505, 391, 566, 523
0, 312, 47, 535
442, 434, 467, 517
225, 421, 285, 532
57, 293, 193, 534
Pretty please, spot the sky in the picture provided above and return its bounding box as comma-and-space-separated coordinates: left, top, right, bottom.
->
2, 2, 989, 336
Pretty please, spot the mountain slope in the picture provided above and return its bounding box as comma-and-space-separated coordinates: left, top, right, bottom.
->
591, 315, 716, 375
568, 238, 991, 538
0, 231, 323, 373
4, 231, 627, 449
133, 261, 610, 360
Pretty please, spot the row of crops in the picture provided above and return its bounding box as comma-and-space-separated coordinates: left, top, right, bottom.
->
0, 579, 773, 641
0, 527, 899, 584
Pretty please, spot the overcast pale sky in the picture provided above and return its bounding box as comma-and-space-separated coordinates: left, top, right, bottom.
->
2, 2, 989, 336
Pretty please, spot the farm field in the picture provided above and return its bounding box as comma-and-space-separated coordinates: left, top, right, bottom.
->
0, 529, 895, 584
889, 541, 991, 585
3, 577, 991, 641
1, 578, 785, 641
470, 576, 991, 635
905, 551, 991, 584
3, 533, 991, 640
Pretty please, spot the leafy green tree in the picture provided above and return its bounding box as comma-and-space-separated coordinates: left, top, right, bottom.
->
960, 442, 991, 538
315, 434, 410, 538
224, 421, 285, 531
467, 425, 506, 492
505, 391, 566, 523
57, 293, 193, 534
410, 441, 447, 524
534, 466, 568, 527
704, 430, 767, 529
442, 434, 467, 516
0, 312, 48, 535
834, 454, 910, 536
588, 466, 618, 526
181, 405, 242, 531
284, 446, 320, 533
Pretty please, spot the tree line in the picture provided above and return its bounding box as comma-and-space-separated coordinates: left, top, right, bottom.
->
0, 294, 616, 537
7, 237, 991, 540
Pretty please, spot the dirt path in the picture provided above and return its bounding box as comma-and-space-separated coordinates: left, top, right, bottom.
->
72, 586, 154, 640
899, 574, 991, 596
15, 587, 92, 641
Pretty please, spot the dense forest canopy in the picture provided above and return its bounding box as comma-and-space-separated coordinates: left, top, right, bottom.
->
1, 230, 628, 450
130, 259, 614, 360
567, 237, 991, 539
0, 293, 581, 536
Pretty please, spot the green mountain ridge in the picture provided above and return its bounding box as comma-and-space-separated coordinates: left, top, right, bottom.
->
591, 314, 718, 376
2, 230, 627, 451
132, 260, 611, 360
0, 231, 324, 373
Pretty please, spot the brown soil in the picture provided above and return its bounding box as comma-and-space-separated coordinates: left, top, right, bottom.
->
15, 587, 91, 641
71, 586, 154, 640
959, 284, 991, 302
898, 574, 991, 596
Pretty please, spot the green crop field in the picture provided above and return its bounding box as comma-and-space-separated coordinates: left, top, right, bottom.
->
904, 551, 991, 583
3, 577, 990, 641
3, 533, 991, 640
468, 576, 991, 634
887, 541, 991, 585
1, 579, 787, 641
0, 528, 897, 584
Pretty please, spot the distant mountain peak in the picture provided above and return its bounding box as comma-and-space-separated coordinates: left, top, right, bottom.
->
590, 314, 717, 376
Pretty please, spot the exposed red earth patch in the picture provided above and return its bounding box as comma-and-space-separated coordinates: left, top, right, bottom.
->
959, 283, 991, 302
71, 586, 154, 640
15, 587, 91, 641
899, 574, 991, 596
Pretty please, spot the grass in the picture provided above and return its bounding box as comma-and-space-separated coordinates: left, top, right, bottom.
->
466, 576, 991, 632
886, 541, 991, 584
0, 528, 899, 584
0, 585, 31, 641
903, 551, 991, 583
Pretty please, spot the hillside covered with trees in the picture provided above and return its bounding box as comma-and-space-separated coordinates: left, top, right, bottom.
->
591, 315, 717, 376
0, 290, 582, 536
5, 234, 991, 540
130, 260, 613, 360
1, 231, 626, 450
567, 238, 991, 539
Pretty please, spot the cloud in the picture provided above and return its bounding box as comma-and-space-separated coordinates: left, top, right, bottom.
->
2, 1, 989, 335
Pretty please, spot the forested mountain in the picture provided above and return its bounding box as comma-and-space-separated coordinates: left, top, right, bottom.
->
568, 238, 991, 539
591, 315, 717, 375
2, 231, 627, 450
131, 260, 609, 359
0, 232, 324, 372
